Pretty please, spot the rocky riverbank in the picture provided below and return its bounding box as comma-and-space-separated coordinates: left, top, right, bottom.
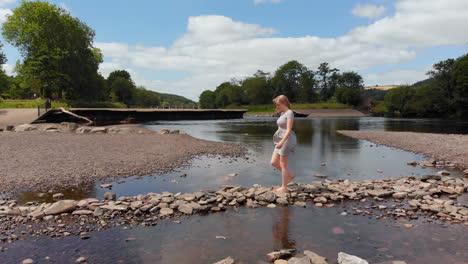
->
0, 123, 246, 194
337, 130, 468, 170
0, 175, 466, 243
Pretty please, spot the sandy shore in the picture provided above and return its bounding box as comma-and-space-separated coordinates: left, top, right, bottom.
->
337, 130, 468, 169
0, 128, 245, 194
246, 109, 365, 117
0, 108, 40, 127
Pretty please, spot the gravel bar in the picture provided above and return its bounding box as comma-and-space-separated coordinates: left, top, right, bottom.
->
0, 129, 245, 194
337, 130, 468, 169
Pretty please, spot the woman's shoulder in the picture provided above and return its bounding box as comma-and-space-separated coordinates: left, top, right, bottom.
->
285, 109, 294, 117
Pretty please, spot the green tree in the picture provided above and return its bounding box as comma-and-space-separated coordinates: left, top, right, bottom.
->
298, 70, 318, 103
338, 72, 363, 90
271, 60, 309, 102
2, 1, 100, 100
243, 74, 272, 105
316, 62, 340, 101
335, 87, 361, 106
427, 58, 455, 101
134, 86, 160, 107
111, 77, 134, 106
384, 86, 415, 116
108, 70, 132, 86
451, 53, 468, 117
199, 90, 216, 109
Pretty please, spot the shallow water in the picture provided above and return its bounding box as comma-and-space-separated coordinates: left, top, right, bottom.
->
7, 117, 468, 263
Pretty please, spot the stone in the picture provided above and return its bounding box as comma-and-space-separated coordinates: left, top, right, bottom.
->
314, 174, 327, 179
404, 224, 414, 229
392, 192, 407, 199
52, 193, 64, 199
76, 257, 87, 262
93, 208, 104, 216
22, 259, 35, 264
256, 191, 276, 203
159, 128, 170, 135
294, 201, 307, 207
407, 161, 417, 166
464, 169, 468, 175
76, 127, 92, 134
91, 127, 107, 133
159, 208, 174, 216
60, 122, 79, 132
182, 194, 196, 202
100, 184, 112, 189
439, 170, 450, 176
266, 249, 296, 262
337, 252, 369, 264
44, 200, 76, 215
313, 197, 327, 203
304, 250, 328, 264
14, 124, 37, 132
104, 192, 116, 200
421, 175, 441, 181
288, 256, 312, 264
228, 173, 238, 177
276, 197, 289, 205
274, 260, 288, 264
178, 204, 193, 214
100, 204, 128, 212
367, 190, 394, 198
72, 210, 93, 215
213, 257, 235, 264
267, 203, 276, 208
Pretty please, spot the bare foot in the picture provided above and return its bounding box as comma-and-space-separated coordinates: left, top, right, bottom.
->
274, 187, 289, 193
287, 172, 296, 183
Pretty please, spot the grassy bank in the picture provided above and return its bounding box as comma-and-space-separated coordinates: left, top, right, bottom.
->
0, 99, 127, 109
229, 103, 351, 113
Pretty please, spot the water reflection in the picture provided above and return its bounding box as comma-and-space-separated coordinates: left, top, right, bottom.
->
272, 206, 295, 250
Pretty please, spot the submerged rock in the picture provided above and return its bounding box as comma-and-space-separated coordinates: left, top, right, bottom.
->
337, 252, 368, 264
44, 200, 76, 215
213, 256, 235, 264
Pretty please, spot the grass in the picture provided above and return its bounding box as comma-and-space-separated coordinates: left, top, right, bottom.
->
228, 103, 351, 113
0, 98, 69, 109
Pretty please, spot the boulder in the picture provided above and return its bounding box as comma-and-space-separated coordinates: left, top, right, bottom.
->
304, 251, 328, 264
337, 252, 368, 264
178, 204, 193, 215
256, 191, 276, 203
44, 200, 77, 215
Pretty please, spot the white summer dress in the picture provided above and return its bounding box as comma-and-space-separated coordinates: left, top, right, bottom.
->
273, 109, 297, 156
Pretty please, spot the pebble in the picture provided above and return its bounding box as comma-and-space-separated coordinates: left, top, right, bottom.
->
22, 259, 34, 264
267, 203, 276, 208
76, 257, 86, 262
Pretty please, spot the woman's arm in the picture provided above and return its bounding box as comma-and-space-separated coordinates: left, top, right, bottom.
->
276, 114, 294, 149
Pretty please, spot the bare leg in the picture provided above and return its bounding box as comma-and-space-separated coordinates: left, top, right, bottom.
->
275, 155, 295, 192
270, 151, 281, 170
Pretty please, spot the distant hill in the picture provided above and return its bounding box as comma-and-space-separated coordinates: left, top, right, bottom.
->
364, 85, 400, 90
411, 78, 434, 87
361, 88, 389, 101
156, 92, 196, 106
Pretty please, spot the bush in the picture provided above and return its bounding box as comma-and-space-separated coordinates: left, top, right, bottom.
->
373, 101, 387, 116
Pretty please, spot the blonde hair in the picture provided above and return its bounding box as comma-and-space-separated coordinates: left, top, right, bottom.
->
272, 95, 291, 109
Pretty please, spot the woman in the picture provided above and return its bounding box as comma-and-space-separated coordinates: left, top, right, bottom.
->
271, 95, 297, 193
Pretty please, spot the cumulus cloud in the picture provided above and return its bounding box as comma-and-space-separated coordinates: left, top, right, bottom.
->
2, 63, 15, 76
254, 0, 282, 5
0, 8, 11, 24
0, 0, 15, 7
60, 2, 70, 13
97, 0, 468, 101
364, 66, 432, 86
352, 3, 386, 19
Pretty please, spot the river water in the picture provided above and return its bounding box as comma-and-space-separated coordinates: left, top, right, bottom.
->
5, 117, 468, 263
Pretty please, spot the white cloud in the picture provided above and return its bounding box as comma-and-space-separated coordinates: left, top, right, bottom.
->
60, 2, 70, 13
0, 0, 15, 7
364, 66, 432, 86
352, 4, 386, 19
254, 0, 282, 5
2, 63, 15, 76
0, 8, 11, 24
97, 0, 468, 101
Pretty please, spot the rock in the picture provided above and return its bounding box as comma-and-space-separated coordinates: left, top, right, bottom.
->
93, 208, 104, 216
22, 259, 35, 264
337, 252, 368, 264
407, 161, 417, 166
267, 203, 276, 208
159, 208, 174, 216
91, 127, 107, 133
44, 200, 76, 215
304, 250, 328, 264
178, 204, 193, 214
100, 184, 112, 189
367, 190, 393, 198
256, 191, 276, 203
288, 256, 311, 264
404, 224, 414, 229
340, 212, 348, 216
76, 257, 87, 262
378, 205, 387, 210
313, 197, 327, 203
104, 192, 116, 200
274, 260, 288, 264
294, 201, 307, 207
213, 256, 235, 264
100, 204, 128, 212
314, 174, 327, 179
182, 194, 196, 202
14, 124, 37, 132
72, 210, 93, 215
76, 127, 92, 134
228, 173, 238, 177
464, 169, 468, 175
438, 170, 450, 176
392, 192, 407, 199
52, 193, 64, 199
159, 128, 170, 135
60, 122, 79, 132
421, 175, 441, 181
276, 197, 289, 205
267, 249, 296, 262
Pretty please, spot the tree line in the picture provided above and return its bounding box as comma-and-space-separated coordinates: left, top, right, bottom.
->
199, 60, 364, 109
0, 1, 192, 108
382, 53, 468, 119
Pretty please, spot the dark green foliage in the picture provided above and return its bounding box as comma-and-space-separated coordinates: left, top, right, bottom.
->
134, 86, 160, 108
452, 54, 468, 117
157, 93, 195, 106
361, 89, 388, 101
336, 87, 361, 106
111, 77, 134, 106
199, 90, 216, 109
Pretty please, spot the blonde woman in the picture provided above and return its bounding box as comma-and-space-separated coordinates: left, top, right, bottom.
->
271, 95, 297, 193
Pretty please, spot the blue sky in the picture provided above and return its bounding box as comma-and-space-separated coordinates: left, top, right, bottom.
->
0, 0, 467, 100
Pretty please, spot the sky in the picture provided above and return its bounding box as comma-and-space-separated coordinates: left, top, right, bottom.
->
0, 0, 467, 101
